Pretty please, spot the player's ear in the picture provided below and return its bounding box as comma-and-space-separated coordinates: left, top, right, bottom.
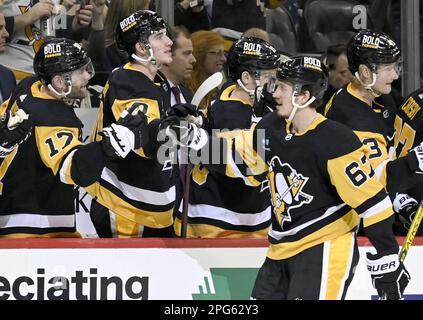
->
358, 64, 372, 81
51, 75, 66, 91
135, 42, 148, 57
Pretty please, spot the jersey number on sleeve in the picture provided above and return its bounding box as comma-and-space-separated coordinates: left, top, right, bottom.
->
394, 115, 416, 158
45, 132, 75, 157
345, 155, 374, 187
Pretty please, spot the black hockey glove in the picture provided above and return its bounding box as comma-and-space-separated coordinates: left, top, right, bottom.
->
101, 105, 148, 159
159, 115, 208, 151
393, 193, 418, 230
170, 102, 205, 127
366, 248, 410, 300
0, 109, 32, 157
411, 142, 423, 174
253, 80, 277, 117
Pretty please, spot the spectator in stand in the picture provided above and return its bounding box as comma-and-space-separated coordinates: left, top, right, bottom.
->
0, 12, 16, 104
174, 0, 211, 33
242, 27, 270, 42
187, 30, 226, 111
0, 0, 94, 80
160, 26, 195, 110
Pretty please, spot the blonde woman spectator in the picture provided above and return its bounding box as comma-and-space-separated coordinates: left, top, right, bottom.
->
187, 30, 226, 110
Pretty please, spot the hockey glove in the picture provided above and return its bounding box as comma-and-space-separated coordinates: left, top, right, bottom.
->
366, 248, 410, 300
160, 116, 208, 151
169, 102, 204, 127
411, 142, 423, 174
101, 106, 148, 159
0, 109, 32, 157
393, 193, 419, 230
253, 80, 277, 117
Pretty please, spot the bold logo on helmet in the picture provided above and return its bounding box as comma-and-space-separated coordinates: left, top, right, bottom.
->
120, 14, 136, 32
243, 42, 261, 56
362, 35, 380, 49
44, 43, 62, 58
303, 57, 322, 71
268, 157, 313, 228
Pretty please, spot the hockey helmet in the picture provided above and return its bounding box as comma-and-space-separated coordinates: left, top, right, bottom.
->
34, 37, 92, 84
347, 29, 400, 73
277, 56, 328, 100
227, 37, 279, 81
116, 10, 167, 55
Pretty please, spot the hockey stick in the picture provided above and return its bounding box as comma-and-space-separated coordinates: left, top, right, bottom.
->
399, 199, 423, 262
191, 72, 223, 106
180, 72, 224, 238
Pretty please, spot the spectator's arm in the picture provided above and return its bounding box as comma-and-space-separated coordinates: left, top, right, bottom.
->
13, 0, 54, 34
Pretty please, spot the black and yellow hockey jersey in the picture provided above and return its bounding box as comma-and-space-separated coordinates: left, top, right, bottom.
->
88, 63, 176, 229
394, 88, 423, 157
393, 88, 423, 201
324, 82, 418, 193
0, 76, 107, 237
208, 112, 394, 259
174, 84, 271, 238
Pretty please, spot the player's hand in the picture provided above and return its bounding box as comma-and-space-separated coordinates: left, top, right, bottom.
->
411, 142, 423, 173
393, 193, 418, 230
170, 103, 204, 127
366, 248, 410, 300
0, 109, 33, 157
101, 106, 148, 159
159, 116, 208, 151
253, 81, 277, 117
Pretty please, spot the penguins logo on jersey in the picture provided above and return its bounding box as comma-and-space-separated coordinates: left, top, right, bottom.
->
268, 157, 313, 227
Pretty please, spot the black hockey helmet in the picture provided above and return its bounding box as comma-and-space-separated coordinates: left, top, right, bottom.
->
277, 56, 328, 99
116, 10, 167, 55
34, 37, 91, 84
347, 29, 400, 73
227, 37, 279, 81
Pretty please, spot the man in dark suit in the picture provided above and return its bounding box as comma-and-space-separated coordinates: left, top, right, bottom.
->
160, 26, 196, 109
0, 13, 16, 104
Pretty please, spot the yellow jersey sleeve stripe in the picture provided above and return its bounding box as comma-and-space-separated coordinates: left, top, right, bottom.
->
363, 206, 394, 228
85, 182, 174, 228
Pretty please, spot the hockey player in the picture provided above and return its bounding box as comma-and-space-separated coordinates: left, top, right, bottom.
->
391, 87, 423, 233
173, 37, 279, 238
0, 37, 147, 238
324, 29, 423, 232
88, 10, 177, 238
163, 56, 410, 299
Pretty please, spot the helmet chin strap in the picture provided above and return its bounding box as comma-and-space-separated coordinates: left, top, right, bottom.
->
287, 92, 316, 122
47, 74, 72, 97
131, 46, 158, 67
354, 71, 381, 98
237, 79, 256, 98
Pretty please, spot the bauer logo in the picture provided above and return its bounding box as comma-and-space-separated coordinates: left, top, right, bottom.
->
120, 15, 136, 32
243, 42, 261, 55
0, 268, 149, 300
